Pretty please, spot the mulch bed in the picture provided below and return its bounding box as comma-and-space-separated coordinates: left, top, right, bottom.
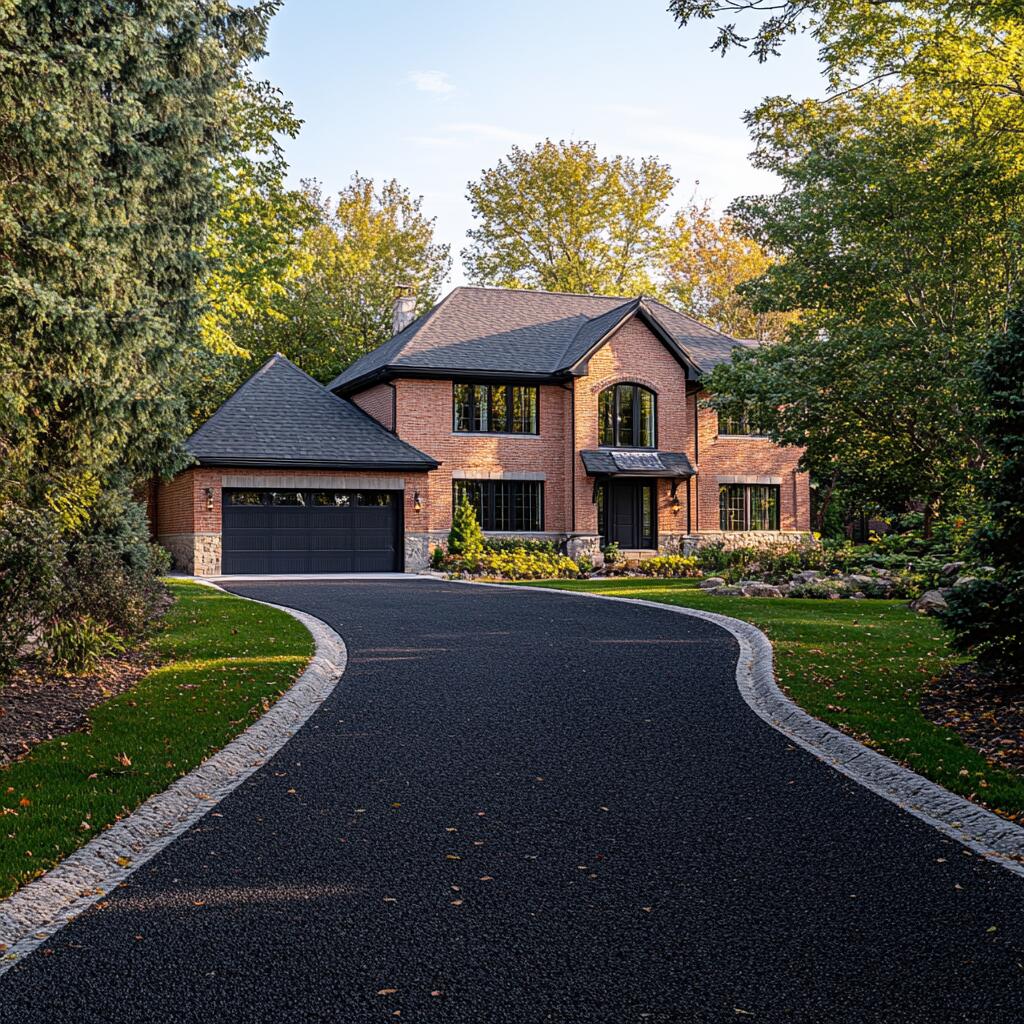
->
921, 662, 1024, 778
0, 649, 159, 766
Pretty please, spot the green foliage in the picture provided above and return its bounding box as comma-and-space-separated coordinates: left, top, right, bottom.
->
463, 139, 675, 295
0, 506, 66, 676
430, 545, 446, 570
39, 616, 125, 675
0, 0, 278, 506
484, 537, 558, 555
447, 549, 581, 581
944, 305, 1024, 668
206, 175, 451, 408
448, 493, 485, 556
602, 542, 621, 565
704, 84, 1022, 522
633, 555, 701, 578
200, 73, 316, 361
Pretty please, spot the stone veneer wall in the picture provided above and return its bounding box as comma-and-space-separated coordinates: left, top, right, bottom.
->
159, 532, 223, 575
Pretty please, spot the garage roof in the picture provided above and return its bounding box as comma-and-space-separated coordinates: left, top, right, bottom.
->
187, 354, 439, 471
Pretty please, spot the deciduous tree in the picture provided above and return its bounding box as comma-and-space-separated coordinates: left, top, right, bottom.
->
463, 140, 675, 295
663, 200, 794, 341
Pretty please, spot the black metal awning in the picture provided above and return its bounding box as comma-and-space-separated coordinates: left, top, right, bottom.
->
579, 449, 695, 479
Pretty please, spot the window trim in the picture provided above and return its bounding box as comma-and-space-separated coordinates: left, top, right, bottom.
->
718, 483, 781, 532
598, 382, 657, 449
452, 382, 540, 435
717, 408, 769, 438
452, 479, 545, 532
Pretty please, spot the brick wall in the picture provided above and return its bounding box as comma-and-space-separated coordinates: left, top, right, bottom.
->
690, 397, 810, 533
389, 377, 572, 534
351, 382, 395, 431
572, 318, 693, 537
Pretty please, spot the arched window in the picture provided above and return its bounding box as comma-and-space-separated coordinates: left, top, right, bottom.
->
598, 383, 656, 448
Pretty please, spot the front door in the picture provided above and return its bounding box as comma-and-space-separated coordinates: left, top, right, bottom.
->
600, 480, 656, 550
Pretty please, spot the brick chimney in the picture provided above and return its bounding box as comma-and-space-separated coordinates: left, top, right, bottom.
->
392, 283, 417, 335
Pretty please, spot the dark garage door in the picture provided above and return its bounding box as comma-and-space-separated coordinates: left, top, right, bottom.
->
222, 488, 400, 574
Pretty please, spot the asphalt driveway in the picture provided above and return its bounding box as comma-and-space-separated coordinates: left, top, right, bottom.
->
1, 579, 1022, 1022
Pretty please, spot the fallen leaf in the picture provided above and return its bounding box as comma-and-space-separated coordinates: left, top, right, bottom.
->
377, 988, 398, 996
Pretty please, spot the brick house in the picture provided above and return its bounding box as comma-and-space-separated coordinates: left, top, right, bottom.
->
155, 286, 810, 575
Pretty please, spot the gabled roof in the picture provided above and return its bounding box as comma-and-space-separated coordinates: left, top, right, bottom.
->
187, 354, 438, 470
328, 286, 750, 394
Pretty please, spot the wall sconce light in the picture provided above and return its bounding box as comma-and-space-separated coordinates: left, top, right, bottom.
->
671, 496, 681, 514
204, 486, 214, 512
413, 491, 422, 512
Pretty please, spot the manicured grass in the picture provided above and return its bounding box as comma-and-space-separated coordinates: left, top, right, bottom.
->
526, 578, 1024, 821
0, 581, 313, 898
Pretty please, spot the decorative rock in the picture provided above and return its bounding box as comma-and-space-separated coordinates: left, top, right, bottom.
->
953, 576, 978, 588
940, 561, 966, 577
911, 589, 949, 614
699, 577, 727, 590
791, 570, 822, 584
740, 583, 784, 598
708, 585, 745, 596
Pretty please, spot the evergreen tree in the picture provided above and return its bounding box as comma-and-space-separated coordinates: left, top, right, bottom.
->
0, 1, 278, 511
448, 493, 485, 557
944, 305, 1024, 668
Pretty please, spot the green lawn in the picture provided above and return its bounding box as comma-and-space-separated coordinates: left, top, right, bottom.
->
526, 578, 1024, 821
0, 581, 313, 898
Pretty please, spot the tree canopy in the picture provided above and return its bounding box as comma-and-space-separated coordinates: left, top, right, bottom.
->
463, 139, 676, 295
663, 200, 795, 341
0, 0, 278, 513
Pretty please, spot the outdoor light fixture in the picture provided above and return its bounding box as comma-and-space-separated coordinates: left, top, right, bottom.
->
413, 491, 422, 512
671, 496, 681, 514
204, 486, 214, 511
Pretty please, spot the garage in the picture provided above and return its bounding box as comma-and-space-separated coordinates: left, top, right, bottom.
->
222, 488, 401, 574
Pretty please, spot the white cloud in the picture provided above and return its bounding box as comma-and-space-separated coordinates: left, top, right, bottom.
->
438, 122, 537, 146
408, 70, 455, 94
604, 102, 661, 120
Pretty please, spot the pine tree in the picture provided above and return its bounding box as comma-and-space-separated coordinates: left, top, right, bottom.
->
448, 492, 485, 557
944, 304, 1024, 668
0, 1, 278, 510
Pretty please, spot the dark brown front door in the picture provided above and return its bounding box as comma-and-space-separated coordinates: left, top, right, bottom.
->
600, 480, 656, 550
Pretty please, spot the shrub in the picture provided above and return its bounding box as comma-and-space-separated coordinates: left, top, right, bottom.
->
635, 555, 701, 578
576, 556, 594, 577
484, 537, 557, 555
430, 545, 445, 570
0, 505, 66, 675
943, 304, 1024, 669
602, 542, 621, 565
39, 615, 125, 674
62, 493, 170, 635
448, 492, 484, 556
446, 549, 580, 581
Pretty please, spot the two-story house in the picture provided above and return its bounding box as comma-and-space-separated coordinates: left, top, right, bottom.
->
154, 286, 810, 575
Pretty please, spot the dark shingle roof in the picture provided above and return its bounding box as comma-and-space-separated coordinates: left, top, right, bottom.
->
187, 354, 438, 470
328, 286, 749, 393
579, 449, 695, 478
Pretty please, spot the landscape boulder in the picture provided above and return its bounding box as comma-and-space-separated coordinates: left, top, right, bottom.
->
911, 589, 949, 614
940, 561, 966, 577
708, 585, 745, 596
792, 570, 822, 584
699, 577, 727, 590
740, 582, 784, 598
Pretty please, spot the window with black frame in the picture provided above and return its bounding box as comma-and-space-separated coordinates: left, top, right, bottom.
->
453, 479, 543, 531
453, 383, 538, 434
598, 383, 655, 447
718, 484, 780, 531
717, 406, 768, 437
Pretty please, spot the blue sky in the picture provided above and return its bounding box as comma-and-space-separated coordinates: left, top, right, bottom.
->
256, 1, 826, 285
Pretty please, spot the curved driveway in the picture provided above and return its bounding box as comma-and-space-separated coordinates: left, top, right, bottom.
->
1, 580, 1023, 1022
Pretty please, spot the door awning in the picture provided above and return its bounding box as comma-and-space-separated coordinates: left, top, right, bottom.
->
580, 449, 695, 479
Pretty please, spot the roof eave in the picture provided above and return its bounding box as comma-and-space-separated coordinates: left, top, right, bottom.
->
334, 365, 571, 395
191, 455, 440, 472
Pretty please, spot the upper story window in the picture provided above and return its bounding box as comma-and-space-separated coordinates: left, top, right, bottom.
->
453, 383, 539, 434
598, 383, 655, 448
717, 407, 768, 437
